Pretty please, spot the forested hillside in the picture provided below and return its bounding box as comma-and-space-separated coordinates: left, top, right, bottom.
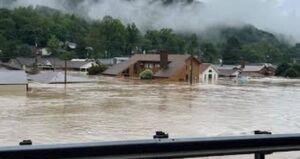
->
0, 6, 299, 64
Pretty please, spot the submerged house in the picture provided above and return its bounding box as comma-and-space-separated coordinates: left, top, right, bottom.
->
28, 72, 96, 84
97, 57, 129, 66
9, 57, 95, 72
215, 63, 276, 78
103, 53, 201, 82
216, 65, 240, 78
238, 64, 276, 77
200, 63, 219, 82
0, 70, 28, 92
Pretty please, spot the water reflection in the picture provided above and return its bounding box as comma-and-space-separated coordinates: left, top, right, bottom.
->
1, 77, 300, 158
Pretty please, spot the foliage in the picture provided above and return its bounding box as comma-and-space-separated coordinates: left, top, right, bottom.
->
276, 63, 300, 78
276, 63, 291, 76
0, 6, 297, 65
139, 69, 154, 80
201, 42, 220, 63
221, 36, 243, 64
47, 35, 61, 56
284, 68, 299, 78
87, 64, 108, 75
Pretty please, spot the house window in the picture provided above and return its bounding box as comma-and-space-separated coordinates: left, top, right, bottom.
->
209, 69, 212, 73
149, 64, 153, 69
156, 64, 160, 68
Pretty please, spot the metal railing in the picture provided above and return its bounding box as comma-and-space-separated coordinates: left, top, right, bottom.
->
1, 131, 300, 159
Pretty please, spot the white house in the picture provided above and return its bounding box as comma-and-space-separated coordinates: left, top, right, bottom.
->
0, 70, 28, 92
200, 63, 219, 82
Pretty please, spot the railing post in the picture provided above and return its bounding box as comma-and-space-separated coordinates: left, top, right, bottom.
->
255, 153, 265, 159
19, 140, 32, 146
254, 130, 272, 159
153, 131, 169, 139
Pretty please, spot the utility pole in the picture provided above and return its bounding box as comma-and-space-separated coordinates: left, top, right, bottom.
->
64, 42, 68, 85
190, 54, 193, 85
64, 58, 67, 85
32, 37, 39, 74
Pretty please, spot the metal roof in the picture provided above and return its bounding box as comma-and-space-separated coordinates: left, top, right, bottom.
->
28, 72, 96, 84
0, 71, 28, 85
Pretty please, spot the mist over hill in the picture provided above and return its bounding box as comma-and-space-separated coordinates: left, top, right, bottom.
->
0, 0, 299, 42
0, 0, 300, 65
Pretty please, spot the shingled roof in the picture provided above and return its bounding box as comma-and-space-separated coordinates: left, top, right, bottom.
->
103, 54, 196, 77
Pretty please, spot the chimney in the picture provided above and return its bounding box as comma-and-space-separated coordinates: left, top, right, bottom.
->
160, 51, 168, 69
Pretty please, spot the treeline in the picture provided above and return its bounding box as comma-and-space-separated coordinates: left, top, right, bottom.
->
0, 6, 300, 65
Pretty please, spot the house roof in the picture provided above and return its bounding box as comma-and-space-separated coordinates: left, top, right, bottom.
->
103, 54, 197, 77
241, 65, 265, 72
98, 58, 114, 65
0, 62, 23, 70
67, 61, 90, 69
0, 70, 28, 85
14, 57, 90, 69
215, 65, 238, 70
28, 72, 96, 84
218, 69, 240, 77
15, 57, 35, 66
200, 63, 219, 74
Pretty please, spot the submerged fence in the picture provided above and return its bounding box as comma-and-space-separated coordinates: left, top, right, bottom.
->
1, 131, 300, 159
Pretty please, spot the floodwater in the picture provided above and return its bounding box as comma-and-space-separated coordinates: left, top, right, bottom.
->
1, 76, 300, 158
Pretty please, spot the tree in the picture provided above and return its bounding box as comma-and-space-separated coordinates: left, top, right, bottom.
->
186, 34, 199, 55
201, 42, 220, 63
47, 35, 61, 56
126, 23, 141, 54
284, 68, 299, 78
143, 29, 187, 53
275, 63, 291, 76
222, 36, 242, 64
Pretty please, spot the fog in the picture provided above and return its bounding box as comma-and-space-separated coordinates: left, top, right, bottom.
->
2, 0, 300, 41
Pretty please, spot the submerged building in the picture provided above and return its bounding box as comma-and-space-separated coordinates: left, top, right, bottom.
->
200, 63, 219, 82
28, 72, 96, 84
103, 53, 201, 82
0, 70, 28, 92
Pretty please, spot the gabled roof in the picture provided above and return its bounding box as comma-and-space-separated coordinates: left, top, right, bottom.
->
14, 57, 90, 69
15, 57, 35, 66
103, 54, 196, 77
241, 65, 265, 72
68, 61, 90, 69
215, 65, 238, 70
218, 69, 240, 77
0, 70, 28, 85
0, 62, 23, 70
200, 63, 219, 74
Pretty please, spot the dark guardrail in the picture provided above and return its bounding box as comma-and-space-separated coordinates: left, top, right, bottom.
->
0, 131, 300, 159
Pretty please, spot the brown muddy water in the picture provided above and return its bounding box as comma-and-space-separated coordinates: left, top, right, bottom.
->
1, 76, 300, 158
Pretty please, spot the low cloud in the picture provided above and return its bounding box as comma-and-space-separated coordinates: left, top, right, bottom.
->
2, 0, 300, 41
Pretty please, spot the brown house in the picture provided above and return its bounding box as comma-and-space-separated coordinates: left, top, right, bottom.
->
239, 64, 276, 77
103, 53, 201, 82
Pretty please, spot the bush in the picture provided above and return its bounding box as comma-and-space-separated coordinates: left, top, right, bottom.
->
284, 68, 299, 78
292, 64, 300, 73
276, 63, 291, 76
139, 69, 154, 80
87, 64, 108, 75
